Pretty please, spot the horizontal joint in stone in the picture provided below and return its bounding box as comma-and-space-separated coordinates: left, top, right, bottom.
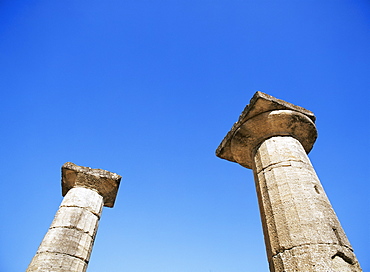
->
216, 91, 317, 169
26, 252, 87, 272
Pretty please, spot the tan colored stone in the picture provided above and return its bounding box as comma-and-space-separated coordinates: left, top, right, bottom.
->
62, 162, 121, 208
27, 162, 121, 272
36, 227, 93, 261
231, 110, 316, 168
27, 252, 87, 272
216, 92, 362, 271
216, 91, 317, 169
50, 206, 100, 237
254, 137, 355, 268
271, 244, 361, 272
60, 187, 103, 216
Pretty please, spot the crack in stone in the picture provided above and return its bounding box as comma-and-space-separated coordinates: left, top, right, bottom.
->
49, 225, 95, 238
332, 227, 343, 246
59, 205, 101, 219
35, 251, 89, 264
272, 242, 354, 259
331, 251, 355, 265
257, 159, 307, 174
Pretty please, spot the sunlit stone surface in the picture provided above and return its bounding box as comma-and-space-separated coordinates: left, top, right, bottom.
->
27, 162, 121, 272
216, 92, 362, 271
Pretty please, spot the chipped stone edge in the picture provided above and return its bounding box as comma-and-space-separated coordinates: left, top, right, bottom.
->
215, 91, 316, 163
61, 162, 122, 208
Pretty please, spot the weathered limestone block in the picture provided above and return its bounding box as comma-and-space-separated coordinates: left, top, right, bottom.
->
27, 163, 121, 272
60, 187, 104, 215
230, 109, 317, 168
254, 136, 360, 271
62, 162, 121, 208
216, 92, 316, 169
50, 206, 100, 237
271, 244, 360, 272
36, 227, 94, 261
216, 92, 362, 271
27, 252, 87, 272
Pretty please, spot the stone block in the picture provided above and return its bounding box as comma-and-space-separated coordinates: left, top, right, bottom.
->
216, 92, 362, 271
62, 162, 121, 207
61, 187, 104, 216
26, 252, 87, 272
270, 244, 361, 272
255, 137, 352, 258
253, 136, 312, 174
27, 162, 122, 272
216, 92, 317, 169
36, 227, 93, 262
50, 206, 99, 237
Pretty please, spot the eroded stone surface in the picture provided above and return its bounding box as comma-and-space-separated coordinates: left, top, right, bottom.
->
27, 163, 121, 272
32, 188, 104, 264
215, 92, 362, 271
216, 91, 317, 167
61, 187, 104, 216
36, 227, 93, 261
50, 206, 100, 237
230, 110, 316, 168
270, 244, 361, 272
27, 252, 87, 272
253, 137, 357, 269
62, 162, 121, 207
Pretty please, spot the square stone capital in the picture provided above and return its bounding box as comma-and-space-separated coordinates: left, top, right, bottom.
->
61, 162, 122, 208
216, 91, 316, 165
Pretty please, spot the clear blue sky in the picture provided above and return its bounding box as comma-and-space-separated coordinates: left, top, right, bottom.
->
0, 1, 369, 271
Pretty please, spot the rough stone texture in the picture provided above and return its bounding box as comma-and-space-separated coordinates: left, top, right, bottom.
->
254, 137, 361, 271
27, 188, 103, 272
60, 187, 104, 216
27, 253, 87, 272
27, 163, 121, 272
271, 244, 360, 272
230, 110, 316, 169
36, 227, 94, 261
216, 92, 362, 271
62, 162, 122, 207
50, 206, 99, 237
216, 91, 316, 168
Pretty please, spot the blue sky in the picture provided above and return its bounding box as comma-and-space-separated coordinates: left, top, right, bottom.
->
0, 1, 369, 271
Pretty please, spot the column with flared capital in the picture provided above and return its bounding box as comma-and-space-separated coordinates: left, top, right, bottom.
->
27, 162, 121, 272
216, 92, 362, 272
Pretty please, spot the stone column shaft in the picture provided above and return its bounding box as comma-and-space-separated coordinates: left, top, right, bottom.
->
216, 92, 362, 272
27, 188, 103, 272
254, 136, 359, 271
27, 162, 121, 272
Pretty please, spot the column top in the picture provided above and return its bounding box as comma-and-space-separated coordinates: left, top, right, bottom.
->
216, 92, 317, 167
61, 162, 122, 208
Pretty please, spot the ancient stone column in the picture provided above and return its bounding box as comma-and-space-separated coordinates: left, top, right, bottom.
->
216, 92, 362, 272
27, 162, 121, 272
